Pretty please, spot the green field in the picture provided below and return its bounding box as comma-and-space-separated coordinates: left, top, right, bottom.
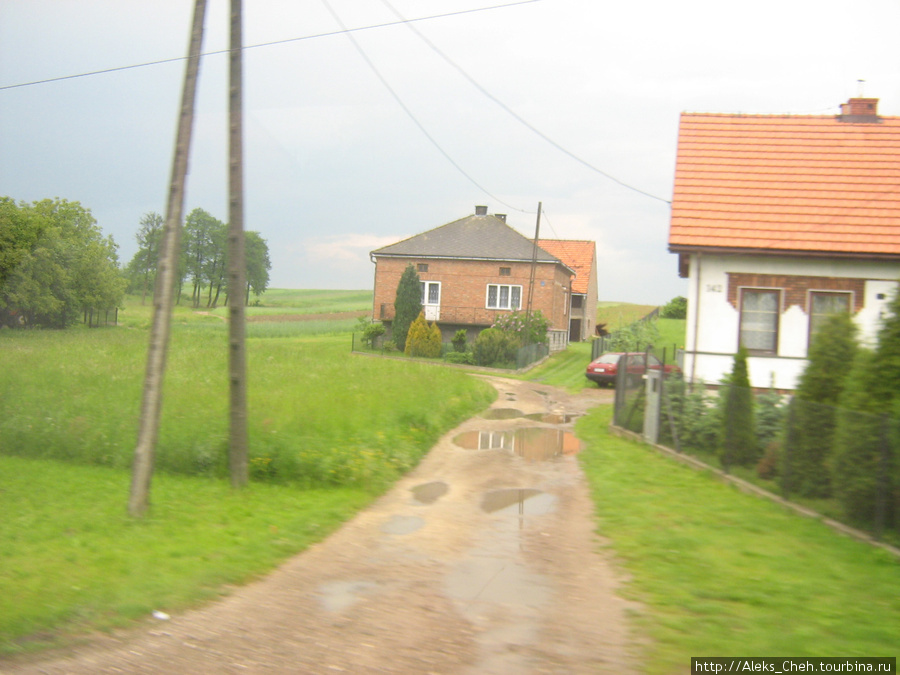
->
8, 297, 893, 670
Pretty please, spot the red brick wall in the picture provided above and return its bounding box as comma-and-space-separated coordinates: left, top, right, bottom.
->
373, 257, 572, 330
726, 273, 866, 312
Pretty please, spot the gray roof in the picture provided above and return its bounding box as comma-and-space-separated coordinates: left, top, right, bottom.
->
371, 213, 561, 264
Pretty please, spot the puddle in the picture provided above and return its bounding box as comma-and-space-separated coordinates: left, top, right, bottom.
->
480, 408, 523, 420
318, 580, 377, 612
453, 427, 581, 460
524, 412, 579, 424
481, 488, 556, 515
380, 515, 425, 535
411, 481, 448, 504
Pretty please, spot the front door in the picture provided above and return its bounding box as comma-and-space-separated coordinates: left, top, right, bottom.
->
421, 281, 441, 321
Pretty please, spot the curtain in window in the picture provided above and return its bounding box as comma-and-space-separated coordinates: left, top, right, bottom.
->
511, 286, 521, 309
810, 292, 850, 335
487, 285, 498, 308
740, 290, 778, 352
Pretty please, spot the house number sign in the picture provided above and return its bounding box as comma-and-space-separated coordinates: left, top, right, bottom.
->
706, 284, 723, 292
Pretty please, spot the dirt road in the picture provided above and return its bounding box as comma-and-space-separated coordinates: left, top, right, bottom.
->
4, 378, 641, 674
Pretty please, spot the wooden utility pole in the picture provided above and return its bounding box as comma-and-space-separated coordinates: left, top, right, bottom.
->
228, 0, 248, 488
129, 0, 208, 517
525, 201, 542, 323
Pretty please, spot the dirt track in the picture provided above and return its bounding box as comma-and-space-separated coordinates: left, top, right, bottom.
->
2, 378, 641, 674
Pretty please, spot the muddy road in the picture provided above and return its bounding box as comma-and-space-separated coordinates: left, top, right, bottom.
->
4, 378, 641, 674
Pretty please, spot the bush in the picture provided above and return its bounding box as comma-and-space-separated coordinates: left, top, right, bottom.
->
452, 329, 468, 353
444, 351, 473, 365
473, 327, 520, 367
358, 320, 385, 348
605, 319, 661, 353
404, 312, 441, 358
660, 296, 687, 319
492, 310, 550, 345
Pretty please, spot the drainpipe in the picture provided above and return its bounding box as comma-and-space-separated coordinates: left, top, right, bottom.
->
690, 252, 701, 388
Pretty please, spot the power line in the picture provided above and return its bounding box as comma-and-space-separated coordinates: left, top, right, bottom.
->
379, 0, 671, 206
0, 0, 543, 92
320, 0, 532, 214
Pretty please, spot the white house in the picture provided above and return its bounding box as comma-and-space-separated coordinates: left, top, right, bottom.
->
668, 97, 900, 390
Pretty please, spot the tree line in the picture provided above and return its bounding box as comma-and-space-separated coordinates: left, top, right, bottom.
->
0, 198, 273, 329
125, 207, 271, 308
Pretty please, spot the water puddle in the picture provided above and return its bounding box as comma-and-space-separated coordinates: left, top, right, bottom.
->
380, 515, 425, 535
410, 481, 448, 504
524, 412, 579, 424
480, 408, 523, 420
481, 488, 556, 515
452, 427, 581, 460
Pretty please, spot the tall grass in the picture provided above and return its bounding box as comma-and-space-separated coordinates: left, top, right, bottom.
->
0, 326, 495, 488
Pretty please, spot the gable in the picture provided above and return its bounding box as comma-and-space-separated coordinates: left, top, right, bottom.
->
669, 107, 900, 258
537, 239, 595, 294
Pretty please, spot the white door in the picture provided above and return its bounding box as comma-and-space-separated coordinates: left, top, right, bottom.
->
421, 281, 441, 321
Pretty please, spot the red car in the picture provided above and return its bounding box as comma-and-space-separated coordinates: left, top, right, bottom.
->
585, 352, 678, 387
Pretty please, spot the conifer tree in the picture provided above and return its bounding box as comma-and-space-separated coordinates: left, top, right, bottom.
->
721, 346, 758, 469
787, 313, 858, 497
393, 264, 422, 352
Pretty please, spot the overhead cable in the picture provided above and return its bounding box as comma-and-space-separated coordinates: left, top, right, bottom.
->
379, 0, 671, 206
320, 0, 532, 214
0, 0, 543, 91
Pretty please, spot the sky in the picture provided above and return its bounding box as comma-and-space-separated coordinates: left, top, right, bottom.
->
2, 0, 899, 305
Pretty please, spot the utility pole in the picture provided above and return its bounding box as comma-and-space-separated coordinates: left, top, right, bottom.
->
525, 201, 542, 330
129, 0, 208, 517
228, 0, 248, 488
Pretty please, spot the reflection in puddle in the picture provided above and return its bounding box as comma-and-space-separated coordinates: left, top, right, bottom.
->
452, 427, 581, 460
480, 408, 523, 420
524, 412, 579, 424
481, 488, 556, 515
380, 515, 425, 535
411, 481, 448, 504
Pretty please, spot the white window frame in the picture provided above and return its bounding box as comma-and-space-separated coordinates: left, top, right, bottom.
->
420, 281, 441, 306
486, 284, 522, 310
808, 290, 852, 342
739, 287, 781, 354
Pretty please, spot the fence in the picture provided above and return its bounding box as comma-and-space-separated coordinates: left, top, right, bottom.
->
611, 356, 898, 544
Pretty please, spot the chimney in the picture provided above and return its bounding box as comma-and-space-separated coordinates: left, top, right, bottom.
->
475, 205, 488, 215
494, 213, 507, 222
838, 97, 880, 123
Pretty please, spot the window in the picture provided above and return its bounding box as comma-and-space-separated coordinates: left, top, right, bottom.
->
499, 267, 511, 276
486, 284, 522, 310
420, 281, 440, 305
739, 289, 779, 353
571, 295, 584, 309
417, 263, 429, 273
809, 291, 851, 337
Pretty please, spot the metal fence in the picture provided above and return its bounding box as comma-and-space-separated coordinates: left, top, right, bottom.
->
612, 359, 898, 543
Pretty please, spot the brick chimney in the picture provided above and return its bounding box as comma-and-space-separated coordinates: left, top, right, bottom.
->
475, 205, 488, 215
494, 213, 507, 222
839, 97, 880, 123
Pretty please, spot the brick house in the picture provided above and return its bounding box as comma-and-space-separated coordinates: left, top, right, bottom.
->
537, 238, 598, 342
668, 96, 900, 390
370, 206, 591, 349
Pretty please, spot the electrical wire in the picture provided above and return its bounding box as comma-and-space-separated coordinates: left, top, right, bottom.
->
0, 0, 543, 92
379, 0, 671, 206
320, 0, 532, 214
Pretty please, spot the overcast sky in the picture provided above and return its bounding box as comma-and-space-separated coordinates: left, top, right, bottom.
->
2, 0, 898, 304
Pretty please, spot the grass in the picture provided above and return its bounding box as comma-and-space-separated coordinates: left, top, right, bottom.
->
518, 341, 595, 392
0, 455, 372, 654
596, 302, 658, 331
577, 405, 900, 673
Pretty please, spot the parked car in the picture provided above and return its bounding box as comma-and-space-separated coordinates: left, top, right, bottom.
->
585, 351, 678, 387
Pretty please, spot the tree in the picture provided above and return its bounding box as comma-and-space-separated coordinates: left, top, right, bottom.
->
720, 346, 758, 469
183, 207, 224, 308
126, 212, 164, 304
0, 198, 125, 328
244, 231, 271, 304
786, 313, 858, 497
393, 264, 422, 352
660, 296, 687, 319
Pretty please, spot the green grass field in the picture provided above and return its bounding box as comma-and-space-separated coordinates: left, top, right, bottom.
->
11, 297, 894, 669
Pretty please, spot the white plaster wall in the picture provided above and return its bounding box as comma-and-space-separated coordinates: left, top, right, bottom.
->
682, 253, 899, 389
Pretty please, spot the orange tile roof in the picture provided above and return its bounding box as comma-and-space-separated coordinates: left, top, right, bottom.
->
668, 107, 900, 257
538, 239, 595, 293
